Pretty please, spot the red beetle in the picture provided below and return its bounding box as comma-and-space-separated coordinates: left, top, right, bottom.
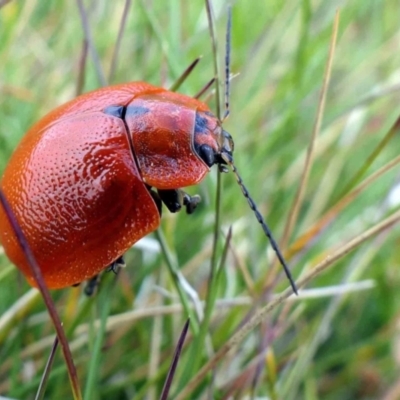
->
0, 82, 297, 292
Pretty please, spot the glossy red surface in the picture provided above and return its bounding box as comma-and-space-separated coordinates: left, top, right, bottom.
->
127, 94, 210, 189
0, 82, 219, 288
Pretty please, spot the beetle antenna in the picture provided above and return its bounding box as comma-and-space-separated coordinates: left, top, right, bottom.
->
221, 153, 298, 294
223, 6, 232, 122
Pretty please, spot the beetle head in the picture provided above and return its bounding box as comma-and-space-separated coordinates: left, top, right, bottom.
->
193, 111, 234, 172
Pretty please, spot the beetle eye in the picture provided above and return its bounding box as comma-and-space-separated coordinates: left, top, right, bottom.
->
221, 130, 234, 154
197, 144, 215, 167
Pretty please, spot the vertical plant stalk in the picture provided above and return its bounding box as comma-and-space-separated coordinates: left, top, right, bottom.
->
109, 0, 132, 82
205, 0, 221, 119
76, 0, 107, 87
148, 268, 164, 400
83, 273, 115, 399
76, 39, 88, 96
0, 190, 82, 400
139, 0, 180, 77
155, 230, 199, 334
206, 0, 222, 285
179, 0, 225, 385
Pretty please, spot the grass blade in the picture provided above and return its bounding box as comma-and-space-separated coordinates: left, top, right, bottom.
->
159, 318, 190, 400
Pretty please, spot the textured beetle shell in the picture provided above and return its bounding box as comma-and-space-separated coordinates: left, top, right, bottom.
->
0, 82, 213, 288
126, 94, 211, 189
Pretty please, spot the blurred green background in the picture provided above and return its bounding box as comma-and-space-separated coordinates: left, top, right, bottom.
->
1, 1, 400, 399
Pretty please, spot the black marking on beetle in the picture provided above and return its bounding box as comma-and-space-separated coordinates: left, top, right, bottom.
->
194, 112, 209, 134
125, 106, 150, 117
104, 105, 126, 119
194, 143, 215, 167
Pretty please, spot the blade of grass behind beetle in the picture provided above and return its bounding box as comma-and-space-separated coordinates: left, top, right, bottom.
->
169, 57, 202, 92
75, 39, 88, 96
155, 229, 199, 334
280, 10, 340, 254
139, 0, 181, 78
109, 0, 132, 82
34, 337, 59, 400
83, 272, 116, 400
0, 289, 40, 343
76, 0, 107, 87
338, 115, 400, 199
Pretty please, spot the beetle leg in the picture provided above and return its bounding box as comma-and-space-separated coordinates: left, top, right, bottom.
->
84, 274, 101, 296
107, 255, 126, 273
182, 192, 201, 214
157, 189, 201, 215
157, 189, 182, 213
83, 256, 125, 296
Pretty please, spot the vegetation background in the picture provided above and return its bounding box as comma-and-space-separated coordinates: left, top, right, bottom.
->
1, 0, 400, 399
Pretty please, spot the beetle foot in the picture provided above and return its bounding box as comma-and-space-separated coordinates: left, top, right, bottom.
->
107, 255, 126, 274
219, 164, 229, 173
183, 193, 201, 214
157, 189, 201, 214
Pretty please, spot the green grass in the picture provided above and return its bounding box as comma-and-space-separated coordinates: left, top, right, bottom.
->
1, 1, 400, 399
